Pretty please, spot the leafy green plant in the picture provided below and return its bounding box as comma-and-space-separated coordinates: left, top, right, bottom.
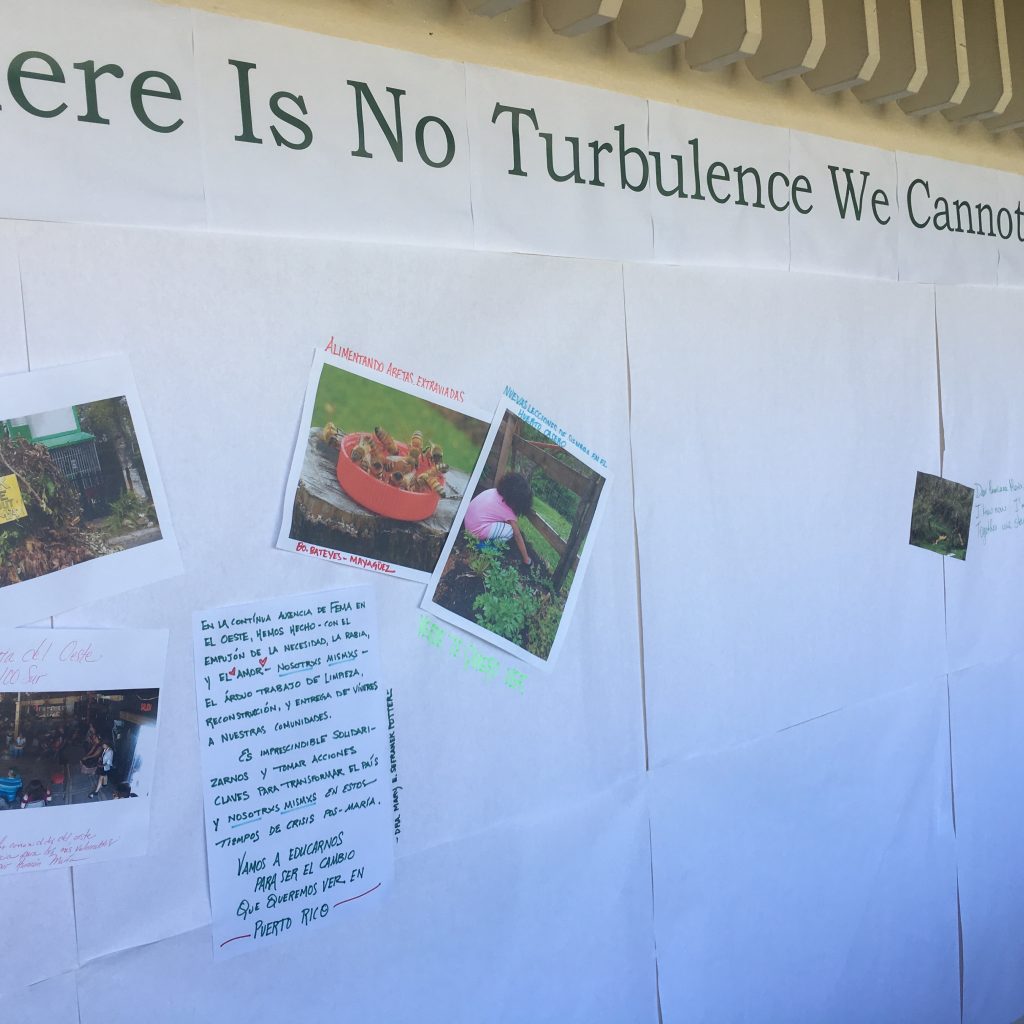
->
109, 490, 152, 526
473, 565, 538, 643
525, 590, 562, 659
0, 528, 17, 565
466, 531, 508, 576
0, 439, 98, 584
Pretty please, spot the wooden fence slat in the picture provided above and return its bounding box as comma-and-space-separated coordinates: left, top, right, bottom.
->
510, 435, 592, 496
495, 416, 519, 482
526, 508, 568, 557
553, 476, 600, 591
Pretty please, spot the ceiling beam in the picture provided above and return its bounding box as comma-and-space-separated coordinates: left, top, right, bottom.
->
616, 0, 704, 54
899, 0, 969, 115
802, 0, 880, 94
463, 0, 530, 15
747, 0, 826, 82
686, 0, 763, 71
985, 0, 1024, 131
541, 0, 624, 36
942, 0, 1009, 122
854, 0, 926, 104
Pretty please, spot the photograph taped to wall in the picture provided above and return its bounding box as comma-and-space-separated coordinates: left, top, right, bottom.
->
278, 348, 490, 582
422, 397, 610, 671
909, 471, 975, 560
0, 626, 168, 875
0, 357, 181, 626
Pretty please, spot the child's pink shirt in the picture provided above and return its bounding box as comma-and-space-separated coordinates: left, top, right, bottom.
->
464, 488, 516, 539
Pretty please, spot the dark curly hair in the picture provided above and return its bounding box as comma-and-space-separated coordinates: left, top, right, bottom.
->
496, 472, 533, 516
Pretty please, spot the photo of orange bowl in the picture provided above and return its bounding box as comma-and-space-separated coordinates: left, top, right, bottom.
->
336, 433, 443, 522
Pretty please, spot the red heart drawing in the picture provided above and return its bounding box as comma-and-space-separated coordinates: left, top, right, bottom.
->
228, 667, 237, 677
259, 657, 268, 668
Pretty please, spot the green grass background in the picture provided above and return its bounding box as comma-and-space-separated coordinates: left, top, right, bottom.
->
520, 498, 570, 571
312, 365, 486, 474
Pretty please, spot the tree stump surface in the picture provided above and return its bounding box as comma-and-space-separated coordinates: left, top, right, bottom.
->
289, 429, 471, 573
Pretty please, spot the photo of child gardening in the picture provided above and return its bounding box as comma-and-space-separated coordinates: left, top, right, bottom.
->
464, 471, 535, 565
280, 353, 489, 581
425, 406, 608, 667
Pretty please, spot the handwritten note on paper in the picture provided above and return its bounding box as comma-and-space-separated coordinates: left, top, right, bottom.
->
973, 478, 1024, 544
192, 586, 391, 959
0, 627, 168, 875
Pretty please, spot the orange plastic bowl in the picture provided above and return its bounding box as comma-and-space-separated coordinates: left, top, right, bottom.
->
336, 433, 442, 522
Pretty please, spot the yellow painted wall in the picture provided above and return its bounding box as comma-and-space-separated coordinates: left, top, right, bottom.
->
168, 0, 1024, 174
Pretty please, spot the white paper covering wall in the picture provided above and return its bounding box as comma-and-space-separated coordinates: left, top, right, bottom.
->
0, 226, 27, 371
649, 104, 791, 272
789, 132, 899, 281
194, 11, 475, 248
74, 777, 655, 1024
895, 154, 1002, 286
0, 0, 205, 229
0, 1, 1020, 1017
4, 972, 80, 1019
0, 0, 1016, 286
0, 869, 79, 993
9, 222, 647, 993
649, 677, 960, 1024
466, 65, 654, 263
949, 657, 1024, 1024
625, 262, 947, 764
936, 284, 1024, 673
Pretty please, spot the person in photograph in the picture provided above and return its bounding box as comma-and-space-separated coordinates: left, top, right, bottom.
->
89, 740, 114, 799
0, 768, 22, 806
113, 782, 137, 799
50, 726, 69, 767
21, 779, 51, 808
80, 729, 103, 771
464, 472, 534, 565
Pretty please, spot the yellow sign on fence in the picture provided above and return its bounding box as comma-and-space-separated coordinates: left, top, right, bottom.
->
0, 474, 28, 524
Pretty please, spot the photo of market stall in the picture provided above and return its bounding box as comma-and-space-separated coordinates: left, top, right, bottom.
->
0, 687, 159, 809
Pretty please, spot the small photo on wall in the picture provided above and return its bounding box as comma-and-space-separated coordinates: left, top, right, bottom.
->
909, 471, 975, 560
0, 626, 168, 875
278, 349, 490, 582
422, 398, 609, 671
1, 686, 159, 808
0, 357, 181, 626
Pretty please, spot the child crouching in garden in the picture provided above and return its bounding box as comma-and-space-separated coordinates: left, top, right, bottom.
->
464, 472, 533, 565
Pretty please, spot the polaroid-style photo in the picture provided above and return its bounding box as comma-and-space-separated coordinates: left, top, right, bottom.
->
909, 471, 975, 560
0, 357, 181, 626
278, 350, 490, 582
422, 398, 609, 671
0, 627, 167, 874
